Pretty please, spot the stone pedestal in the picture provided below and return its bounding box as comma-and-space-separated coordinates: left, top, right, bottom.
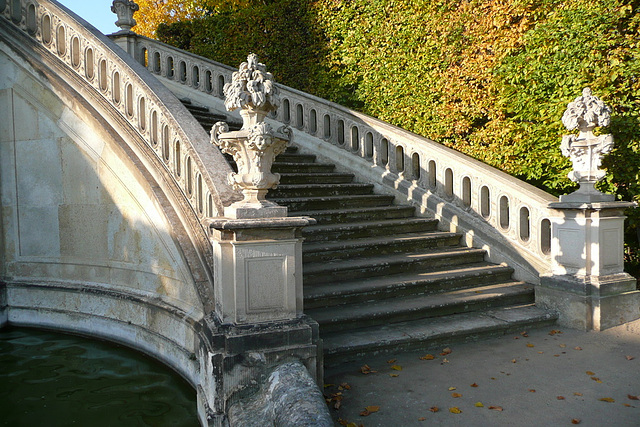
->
209, 216, 315, 325
537, 201, 639, 330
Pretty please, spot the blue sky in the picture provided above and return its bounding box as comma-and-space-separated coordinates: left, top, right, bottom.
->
57, 0, 120, 35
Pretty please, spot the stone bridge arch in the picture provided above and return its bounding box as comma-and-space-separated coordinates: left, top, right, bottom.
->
0, 0, 237, 388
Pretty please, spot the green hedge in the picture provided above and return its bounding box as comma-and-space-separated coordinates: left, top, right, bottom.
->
157, 0, 640, 278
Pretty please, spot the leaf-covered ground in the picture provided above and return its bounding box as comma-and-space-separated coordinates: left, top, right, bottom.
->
324, 320, 640, 426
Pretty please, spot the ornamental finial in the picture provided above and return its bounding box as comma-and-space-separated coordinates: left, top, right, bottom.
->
111, 0, 139, 33
559, 88, 614, 202
210, 55, 291, 218
222, 54, 279, 127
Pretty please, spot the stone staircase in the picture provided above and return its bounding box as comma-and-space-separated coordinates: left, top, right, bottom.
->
181, 100, 557, 366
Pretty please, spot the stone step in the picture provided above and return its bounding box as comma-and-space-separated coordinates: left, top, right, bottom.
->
269, 183, 374, 199
302, 217, 439, 242
302, 231, 462, 263
278, 172, 355, 185
273, 153, 317, 163
269, 194, 395, 211
303, 246, 486, 285
292, 205, 417, 224
308, 281, 534, 334
304, 262, 516, 309
321, 304, 558, 366
272, 162, 336, 173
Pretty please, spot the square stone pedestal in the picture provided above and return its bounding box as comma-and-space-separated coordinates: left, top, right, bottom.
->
208, 216, 315, 325
537, 200, 639, 330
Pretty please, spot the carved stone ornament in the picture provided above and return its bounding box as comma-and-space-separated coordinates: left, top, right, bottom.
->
211, 55, 292, 218
111, 0, 139, 32
559, 88, 615, 202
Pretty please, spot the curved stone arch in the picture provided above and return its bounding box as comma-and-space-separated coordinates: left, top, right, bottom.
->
4, 0, 244, 310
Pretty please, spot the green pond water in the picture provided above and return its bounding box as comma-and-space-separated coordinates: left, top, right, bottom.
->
0, 327, 199, 426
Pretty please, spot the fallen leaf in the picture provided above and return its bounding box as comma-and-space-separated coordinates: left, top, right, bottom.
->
514, 336, 520, 340
488, 406, 503, 411
538, 351, 544, 354
418, 417, 426, 421
628, 394, 639, 401
599, 397, 615, 403
452, 393, 462, 398
554, 354, 560, 357
391, 365, 402, 371
449, 386, 457, 391
441, 358, 449, 364
475, 402, 484, 407
574, 392, 583, 396
441, 347, 452, 356
626, 355, 635, 361
586, 371, 595, 376
574, 346, 583, 351
334, 400, 342, 410
521, 331, 529, 337
529, 389, 536, 393
337, 418, 349, 426
557, 396, 565, 400
571, 419, 581, 424
491, 377, 496, 380
360, 365, 377, 374
389, 373, 399, 377
559, 344, 567, 348
340, 382, 351, 390
549, 329, 562, 335
359, 405, 380, 416
624, 403, 632, 407
429, 406, 439, 413
449, 407, 462, 414
591, 377, 602, 383
526, 343, 535, 348
420, 354, 435, 360
470, 383, 479, 388
474, 290, 483, 294
511, 359, 517, 363
387, 359, 396, 364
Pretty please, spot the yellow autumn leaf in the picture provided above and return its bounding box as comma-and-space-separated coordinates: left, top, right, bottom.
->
449, 407, 462, 414
475, 402, 484, 407
448, 386, 457, 391
452, 392, 462, 398
526, 343, 535, 348
599, 397, 615, 403
391, 365, 402, 371
586, 371, 595, 375
420, 354, 435, 360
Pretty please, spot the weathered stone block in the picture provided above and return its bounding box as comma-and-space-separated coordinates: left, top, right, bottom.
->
538, 273, 640, 331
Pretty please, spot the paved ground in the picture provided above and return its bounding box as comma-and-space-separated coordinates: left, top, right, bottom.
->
324, 319, 640, 427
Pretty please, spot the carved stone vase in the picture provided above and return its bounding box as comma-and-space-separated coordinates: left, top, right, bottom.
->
111, 0, 139, 32
211, 54, 292, 218
559, 88, 614, 202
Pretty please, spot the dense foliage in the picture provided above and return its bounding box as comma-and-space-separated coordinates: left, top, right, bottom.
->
146, 0, 640, 278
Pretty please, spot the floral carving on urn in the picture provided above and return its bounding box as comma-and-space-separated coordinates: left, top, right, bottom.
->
211, 54, 292, 218
559, 88, 615, 202
111, 0, 139, 32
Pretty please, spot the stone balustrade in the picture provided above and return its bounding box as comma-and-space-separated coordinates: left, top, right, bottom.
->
134, 35, 559, 283
0, 0, 237, 228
